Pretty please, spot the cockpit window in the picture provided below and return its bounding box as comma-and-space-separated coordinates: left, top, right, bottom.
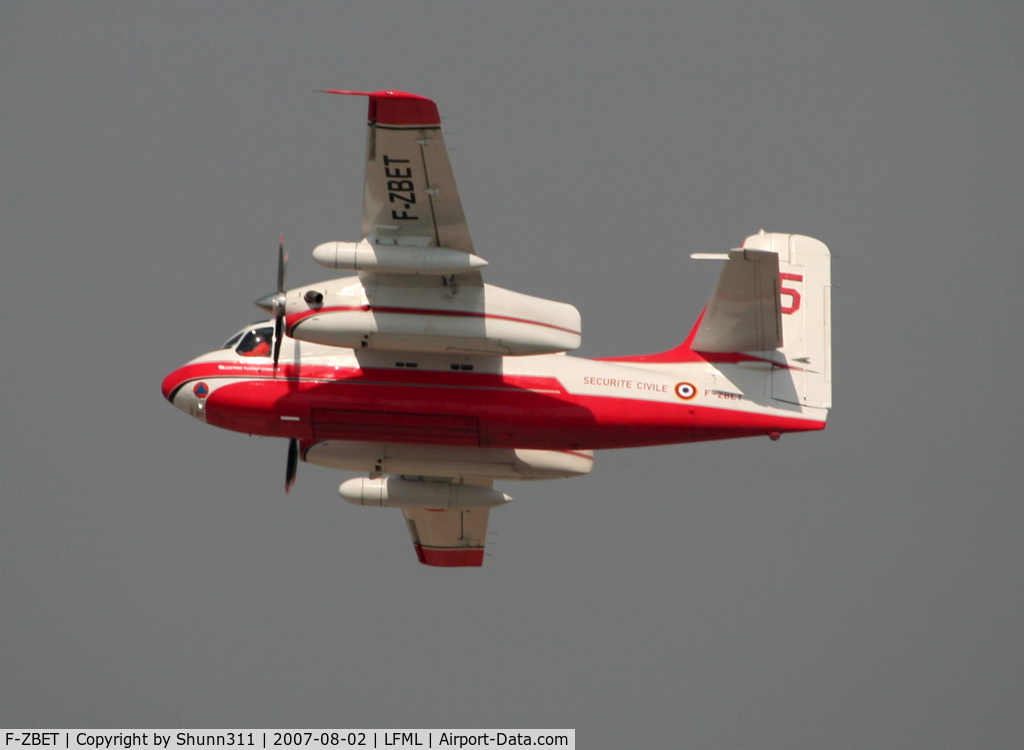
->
236, 327, 274, 357
221, 332, 244, 350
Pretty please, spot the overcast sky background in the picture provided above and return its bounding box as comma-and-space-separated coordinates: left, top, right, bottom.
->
2, 2, 1022, 746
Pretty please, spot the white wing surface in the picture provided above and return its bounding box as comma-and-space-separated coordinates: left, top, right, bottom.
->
329, 90, 474, 255
403, 506, 490, 567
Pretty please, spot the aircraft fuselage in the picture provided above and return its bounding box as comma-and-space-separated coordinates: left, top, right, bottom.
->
162, 345, 824, 452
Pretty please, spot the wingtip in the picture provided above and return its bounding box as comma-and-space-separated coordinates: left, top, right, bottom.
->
416, 545, 485, 567
321, 89, 433, 101
321, 89, 440, 125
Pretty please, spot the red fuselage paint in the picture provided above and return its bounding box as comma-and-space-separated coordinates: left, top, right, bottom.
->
162, 361, 824, 451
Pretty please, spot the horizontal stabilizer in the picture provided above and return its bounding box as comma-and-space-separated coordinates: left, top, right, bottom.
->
691, 249, 782, 353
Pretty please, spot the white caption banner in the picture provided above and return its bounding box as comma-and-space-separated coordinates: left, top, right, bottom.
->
2, 731, 574, 750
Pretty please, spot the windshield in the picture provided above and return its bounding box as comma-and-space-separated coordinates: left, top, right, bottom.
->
221, 332, 244, 349
235, 326, 274, 357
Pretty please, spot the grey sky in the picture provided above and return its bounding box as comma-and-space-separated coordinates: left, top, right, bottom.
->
2, 2, 1022, 746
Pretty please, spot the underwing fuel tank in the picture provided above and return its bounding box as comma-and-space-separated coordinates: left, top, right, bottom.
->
339, 477, 513, 509
285, 272, 581, 356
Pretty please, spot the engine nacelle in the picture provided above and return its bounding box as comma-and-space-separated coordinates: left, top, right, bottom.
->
305, 441, 595, 480
339, 477, 512, 509
312, 240, 488, 275
285, 276, 581, 355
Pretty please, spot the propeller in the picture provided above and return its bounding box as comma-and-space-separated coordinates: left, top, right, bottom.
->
285, 437, 299, 493
254, 239, 297, 494
255, 235, 289, 367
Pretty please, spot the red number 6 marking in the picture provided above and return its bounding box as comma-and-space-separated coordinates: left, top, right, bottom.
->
780, 273, 803, 314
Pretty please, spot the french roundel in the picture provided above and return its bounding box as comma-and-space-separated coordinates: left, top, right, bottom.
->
674, 382, 696, 400
193, 382, 210, 399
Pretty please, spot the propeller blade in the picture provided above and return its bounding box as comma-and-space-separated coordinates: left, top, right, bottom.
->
285, 438, 299, 493
273, 313, 284, 367
277, 235, 288, 293
267, 235, 288, 368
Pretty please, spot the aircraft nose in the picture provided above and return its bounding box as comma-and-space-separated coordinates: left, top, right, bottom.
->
162, 365, 209, 421
161, 368, 183, 402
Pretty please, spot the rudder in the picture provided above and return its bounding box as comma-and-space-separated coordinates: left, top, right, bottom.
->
741, 231, 832, 409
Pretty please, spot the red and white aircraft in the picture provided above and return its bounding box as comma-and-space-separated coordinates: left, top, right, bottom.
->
162, 90, 832, 567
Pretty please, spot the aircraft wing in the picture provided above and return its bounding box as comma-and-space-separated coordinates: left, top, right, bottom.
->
309, 442, 595, 568
690, 248, 783, 353
403, 507, 490, 567
330, 90, 475, 256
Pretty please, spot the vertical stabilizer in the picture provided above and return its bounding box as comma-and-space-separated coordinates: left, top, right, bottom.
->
741, 232, 832, 409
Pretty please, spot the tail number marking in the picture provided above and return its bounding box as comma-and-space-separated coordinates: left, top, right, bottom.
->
383, 156, 419, 220
780, 273, 803, 314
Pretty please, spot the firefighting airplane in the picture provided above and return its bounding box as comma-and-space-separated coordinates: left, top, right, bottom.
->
162, 90, 832, 567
